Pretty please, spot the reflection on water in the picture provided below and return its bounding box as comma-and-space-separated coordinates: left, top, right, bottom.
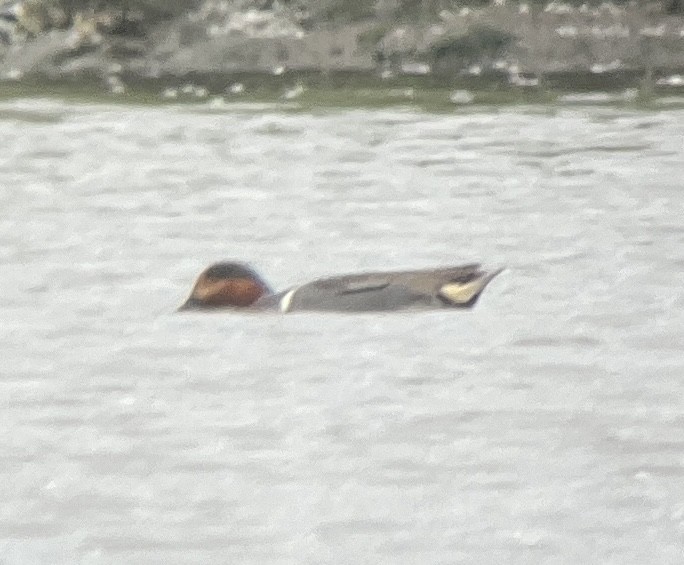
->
0, 99, 683, 564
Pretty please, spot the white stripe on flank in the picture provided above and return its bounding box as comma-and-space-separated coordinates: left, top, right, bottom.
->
279, 287, 298, 313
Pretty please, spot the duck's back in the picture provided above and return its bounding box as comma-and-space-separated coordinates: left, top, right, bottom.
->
264, 264, 492, 312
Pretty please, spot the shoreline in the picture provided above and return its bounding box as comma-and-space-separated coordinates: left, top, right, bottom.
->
1, 2, 683, 103
1, 72, 683, 111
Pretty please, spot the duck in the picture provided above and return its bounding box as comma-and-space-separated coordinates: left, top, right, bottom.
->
178, 261, 503, 313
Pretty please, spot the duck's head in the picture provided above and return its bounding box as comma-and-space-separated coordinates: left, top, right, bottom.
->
179, 262, 272, 311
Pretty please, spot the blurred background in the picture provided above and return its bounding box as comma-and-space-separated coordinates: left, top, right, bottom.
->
1, 0, 684, 101
1, 2, 683, 565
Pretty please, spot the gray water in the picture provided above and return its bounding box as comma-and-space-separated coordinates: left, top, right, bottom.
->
1, 99, 683, 564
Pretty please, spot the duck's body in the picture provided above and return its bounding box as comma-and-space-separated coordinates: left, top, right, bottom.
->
179, 262, 502, 313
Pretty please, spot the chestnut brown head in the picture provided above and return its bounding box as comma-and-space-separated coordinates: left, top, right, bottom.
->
179, 262, 272, 310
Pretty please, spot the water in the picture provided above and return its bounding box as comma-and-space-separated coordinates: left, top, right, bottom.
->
1, 99, 683, 564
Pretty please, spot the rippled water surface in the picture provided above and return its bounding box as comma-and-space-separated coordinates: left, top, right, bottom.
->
1, 99, 683, 564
